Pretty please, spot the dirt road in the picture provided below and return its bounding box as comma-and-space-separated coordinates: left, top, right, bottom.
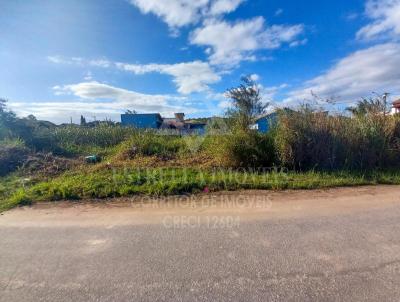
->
1, 185, 400, 301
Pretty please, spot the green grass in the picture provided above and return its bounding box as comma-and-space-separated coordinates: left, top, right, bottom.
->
0, 176, 33, 212
2, 168, 400, 212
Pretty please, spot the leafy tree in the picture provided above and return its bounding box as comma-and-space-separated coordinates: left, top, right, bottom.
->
80, 115, 87, 126
27, 114, 37, 121
225, 76, 268, 132
0, 98, 6, 112
0, 99, 57, 150
0, 98, 16, 120
0, 99, 17, 139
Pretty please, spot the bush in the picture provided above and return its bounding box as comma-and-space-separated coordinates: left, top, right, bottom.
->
204, 131, 276, 168
0, 107, 59, 153
0, 141, 30, 176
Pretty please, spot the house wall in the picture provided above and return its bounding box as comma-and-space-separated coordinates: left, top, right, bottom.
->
188, 124, 206, 135
121, 114, 162, 129
255, 112, 278, 133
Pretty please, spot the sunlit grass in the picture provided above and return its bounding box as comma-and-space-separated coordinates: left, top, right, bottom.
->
2, 168, 400, 212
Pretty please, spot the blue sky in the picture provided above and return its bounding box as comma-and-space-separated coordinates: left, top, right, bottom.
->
1, 0, 400, 123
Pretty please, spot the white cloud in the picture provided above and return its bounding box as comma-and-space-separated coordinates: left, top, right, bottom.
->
47, 56, 111, 68
47, 56, 220, 95
128, 0, 244, 29
116, 61, 221, 94
88, 59, 111, 68
129, 0, 208, 28
9, 82, 194, 123
83, 71, 93, 81
285, 43, 400, 104
47, 56, 84, 65
249, 73, 260, 81
275, 8, 283, 16
53, 81, 185, 109
289, 38, 308, 48
9, 100, 122, 124
261, 83, 288, 101
209, 0, 244, 15
345, 12, 359, 21
190, 17, 305, 66
47, 56, 65, 64
218, 99, 231, 109
357, 0, 400, 40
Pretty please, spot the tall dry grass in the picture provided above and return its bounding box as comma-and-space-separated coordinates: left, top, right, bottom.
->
54, 124, 137, 148
274, 107, 400, 170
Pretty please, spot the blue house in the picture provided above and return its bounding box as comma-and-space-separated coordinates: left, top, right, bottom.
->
188, 123, 206, 135
253, 112, 278, 133
121, 112, 206, 134
121, 113, 163, 129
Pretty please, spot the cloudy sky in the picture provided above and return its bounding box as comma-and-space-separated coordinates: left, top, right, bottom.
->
1, 0, 400, 123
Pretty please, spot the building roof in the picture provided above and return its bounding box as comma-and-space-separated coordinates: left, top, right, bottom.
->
254, 108, 295, 121
121, 113, 162, 118
254, 111, 278, 121
161, 120, 186, 129
393, 99, 400, 108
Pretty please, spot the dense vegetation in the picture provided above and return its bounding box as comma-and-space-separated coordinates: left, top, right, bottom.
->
1, 81, 400, 211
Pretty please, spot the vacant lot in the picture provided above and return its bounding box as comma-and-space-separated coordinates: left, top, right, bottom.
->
2, 98, 400, 212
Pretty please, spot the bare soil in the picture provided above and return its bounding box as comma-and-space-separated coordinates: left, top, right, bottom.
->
1, 185, 399, 228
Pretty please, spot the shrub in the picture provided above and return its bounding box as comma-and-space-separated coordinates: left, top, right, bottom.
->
0, 141, 30, 176
204, 131, 276, 168
0, 103, 59, 153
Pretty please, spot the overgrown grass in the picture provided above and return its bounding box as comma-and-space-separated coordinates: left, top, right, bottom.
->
2, 168, 400, 212
115, 131, 190, 160
54, 125, 138, 155
2, 102, 400, 213
203, 131, 275, 167
0, 175, 33, 212
275, 108, 400, 170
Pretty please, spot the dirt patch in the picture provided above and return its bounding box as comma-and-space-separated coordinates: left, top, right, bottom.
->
20, 153, 79, 177
1, 185, 399, 228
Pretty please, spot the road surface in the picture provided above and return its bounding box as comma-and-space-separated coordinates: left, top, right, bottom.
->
1, 186, 400, 301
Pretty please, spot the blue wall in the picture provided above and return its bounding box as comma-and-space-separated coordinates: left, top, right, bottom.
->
255, 112, 277, 133
121, 114, 162, 129
189, 123, 206, 135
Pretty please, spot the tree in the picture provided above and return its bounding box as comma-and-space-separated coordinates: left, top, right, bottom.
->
27, 114, 37, 121
80, 115, 87, 126
225, 76, 268, 132
0, 98, 16, 124
0, 98, 18, 140
0, 98, 6, 112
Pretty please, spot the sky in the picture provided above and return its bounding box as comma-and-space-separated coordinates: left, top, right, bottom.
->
1, 0, 400, 123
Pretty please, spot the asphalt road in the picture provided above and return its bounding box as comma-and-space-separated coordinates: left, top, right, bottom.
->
1, 186, 400, 301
